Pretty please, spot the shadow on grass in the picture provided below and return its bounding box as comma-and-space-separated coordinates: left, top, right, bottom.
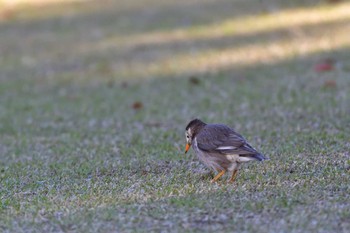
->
0, 0, 326, 32
0, 0, 349, 84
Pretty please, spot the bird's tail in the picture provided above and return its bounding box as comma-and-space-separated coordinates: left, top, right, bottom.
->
252, 153, 267, 161
241, 153, 266, 161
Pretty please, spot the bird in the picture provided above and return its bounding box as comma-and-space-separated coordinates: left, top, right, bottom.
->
185, 118, 266, 183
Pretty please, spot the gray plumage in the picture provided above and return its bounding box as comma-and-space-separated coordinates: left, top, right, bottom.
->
196, 124, 265, 160
185, 118, 266, 183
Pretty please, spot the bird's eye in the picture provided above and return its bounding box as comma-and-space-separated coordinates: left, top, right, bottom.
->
186, 135, 189, 138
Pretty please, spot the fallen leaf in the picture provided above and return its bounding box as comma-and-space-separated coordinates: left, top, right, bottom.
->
189, 76, 200, 85
132, 101, 143, 110
314, 58, 335, 72
0, 8, 15, 20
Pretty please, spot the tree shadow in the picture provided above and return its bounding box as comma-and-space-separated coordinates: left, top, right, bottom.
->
0, 0, 348, 83
21, 16, 350, 82
0, 0, 326, 33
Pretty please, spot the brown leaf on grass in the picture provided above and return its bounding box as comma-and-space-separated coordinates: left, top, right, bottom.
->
314, 58, 335, 72
189, 76, 200, 85
323, 80, 337, 88
0, 8, 15, 20
132, 101, 143, 110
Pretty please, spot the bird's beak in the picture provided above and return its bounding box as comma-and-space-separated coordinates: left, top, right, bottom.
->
185, 143, 191, 154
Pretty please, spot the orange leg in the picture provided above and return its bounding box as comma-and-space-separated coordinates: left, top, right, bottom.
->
228, 169, 238, 183
210, 170, 226, 183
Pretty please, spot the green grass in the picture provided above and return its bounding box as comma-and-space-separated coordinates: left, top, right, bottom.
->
0, 0, 350, 232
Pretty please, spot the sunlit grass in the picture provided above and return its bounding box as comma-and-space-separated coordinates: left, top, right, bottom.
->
104, 2, 350, 47
2, 0, 349, 81
93, 2, 350, 79
0, 0, 86, 6
0, 0, 91, 22
138, 24, 350, 76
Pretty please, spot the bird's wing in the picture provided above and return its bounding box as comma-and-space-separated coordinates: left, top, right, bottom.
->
196, 124, 259, 155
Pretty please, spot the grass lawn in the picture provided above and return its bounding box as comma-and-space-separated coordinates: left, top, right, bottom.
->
0, 0, 349, 232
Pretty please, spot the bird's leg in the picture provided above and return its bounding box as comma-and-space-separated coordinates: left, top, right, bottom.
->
210, 170, 226, 183
228, 169, 238, 183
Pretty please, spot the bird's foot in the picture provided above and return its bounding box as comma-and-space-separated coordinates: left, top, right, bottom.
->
210, 170, 226, 183
228, 169, 238, 184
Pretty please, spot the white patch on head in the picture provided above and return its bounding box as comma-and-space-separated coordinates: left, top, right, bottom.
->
187, 128, 192, 135
186, 128, 192, 144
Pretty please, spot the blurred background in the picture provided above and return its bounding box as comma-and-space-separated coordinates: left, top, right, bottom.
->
1, 0, 349, 162
1, 0, 349, 155
1, 0, 349, 82
1, 0, 350, 231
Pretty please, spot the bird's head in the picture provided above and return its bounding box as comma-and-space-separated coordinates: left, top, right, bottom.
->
185, 118, 206, 153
